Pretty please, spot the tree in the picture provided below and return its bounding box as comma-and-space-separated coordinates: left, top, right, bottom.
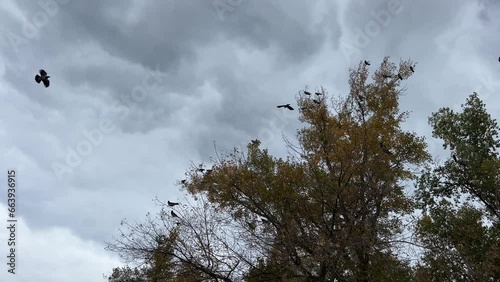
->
415, 92, 500, 281
107, 57, 430, 281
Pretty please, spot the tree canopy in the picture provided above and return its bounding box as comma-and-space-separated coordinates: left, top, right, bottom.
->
105, 57, 499, 282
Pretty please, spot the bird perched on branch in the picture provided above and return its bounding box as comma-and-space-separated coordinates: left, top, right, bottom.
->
364, 60, 371, 66
410, 66, 415, 73
35, 69, 50, 88
167, 201, 179, 207
379, 142, 393, 155
171, 211, 179, 218
303, 90, 311, 96
277, 104, 294, 110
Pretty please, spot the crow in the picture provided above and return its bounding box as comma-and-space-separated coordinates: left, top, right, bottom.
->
364, 60, 371, 66
277, 104, 294, 110
171, 211, 179, 218
303, 91, 311, 96
312, 99, 321, 104
168, 201, 180, 207
410, 66, 415, 73
379, 142, 393, 155
35, 69, 50, 88
397, 73, 403, 80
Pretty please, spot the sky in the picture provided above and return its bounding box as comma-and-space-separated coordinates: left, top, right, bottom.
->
0, 0, 499, 281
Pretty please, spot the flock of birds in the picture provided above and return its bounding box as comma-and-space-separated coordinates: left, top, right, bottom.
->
35, 56, 492, 218
275, 60, 415, 112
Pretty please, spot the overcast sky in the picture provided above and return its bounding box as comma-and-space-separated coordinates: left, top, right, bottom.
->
0, 0, 499, 281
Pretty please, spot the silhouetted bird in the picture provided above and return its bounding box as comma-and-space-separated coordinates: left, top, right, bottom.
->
364, 60, 370, 66
171, 211, 179, 218
410, 66, 415, 73
35, 69, 50, 88
181, 179, 187, 184
379, 142, 393, 155
277, 104, 294, 110
397, 73, 403, 80
313, 99, 321, 104
315, 92, 322, 96
498, 57, 500, 62
168, 201, 179, 207
304, 91, 311, 96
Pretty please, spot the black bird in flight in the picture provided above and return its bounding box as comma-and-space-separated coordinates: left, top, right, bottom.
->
167, 201, 180, 207
303, 90, 311, 96
171, 211, 179, 218
364, 60, 371, 66
379, 142, 393, 155
312, 99, 321, 104
397, 73, 403, 80
277, 104, 294, 110
35, 69, 50, 88
410, 66, 415, 73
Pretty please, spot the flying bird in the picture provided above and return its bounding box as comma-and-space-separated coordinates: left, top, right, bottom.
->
171, 211, 179, 218
397, 73, 403, 80
277, 104, 294, 110
364, 60, 371, 66
35, 69, 50, 88
410, 66, 415, 73
379, 142, 393, 155
303, 90, 311, 96
167, 201, 180, 207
